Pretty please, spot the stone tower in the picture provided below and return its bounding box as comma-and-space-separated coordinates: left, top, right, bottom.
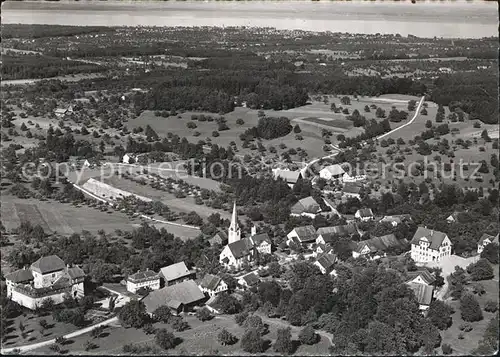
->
228, 201, 241, 244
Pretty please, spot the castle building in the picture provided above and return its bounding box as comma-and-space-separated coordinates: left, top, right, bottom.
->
5, 255, 85, 310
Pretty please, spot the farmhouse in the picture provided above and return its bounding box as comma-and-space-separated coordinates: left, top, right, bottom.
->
314, 253, 338, 275
355, 208, 374, 221
477, 233, 499, 254
126, 269, 161, 294
407, 282, 435, 313
142, 279, 206, 315
352, 234, 407, 260
198, 274, 228, 297
290, 196, 322, 218
342, 182, 362, 199
410, 227, 452, 263
5, 255, 85, 310
286, 225, 317, 248
272, 168, 302, 188
319, 164, 346, 181
238, 272, 260, 289
379, 214, 411, 227
316, 223, 357, 242
54, 108, 68, 117
160, 262, 195, 286
315, 243, 334, 256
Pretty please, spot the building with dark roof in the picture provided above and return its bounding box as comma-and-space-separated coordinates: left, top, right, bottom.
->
219, 237, 255, 270
290, 196, 322, 218
250, 233, 272, 254
5, 255, 85, 310
353, 234, 407, 260
198, 274, 228, 297
126, 269, 161, 294
209, 231, 228, 246
142, 279, 206, 315
410, 227, 452, 263
314, 253, 338, 274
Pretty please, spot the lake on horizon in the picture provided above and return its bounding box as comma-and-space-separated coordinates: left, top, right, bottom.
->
1, 0, 498, 38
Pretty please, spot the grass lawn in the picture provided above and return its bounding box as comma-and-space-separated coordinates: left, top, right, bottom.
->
30, 314, 331, 355
437, 264, 499, 355
2, 312, 80, 349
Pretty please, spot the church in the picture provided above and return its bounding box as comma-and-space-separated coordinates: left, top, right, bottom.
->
219, 203, 272, 270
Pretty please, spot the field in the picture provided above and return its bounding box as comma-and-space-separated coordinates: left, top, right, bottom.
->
128, 94, 425, 162
30, 314, 331, 355
0, 195, 142, 235
2, 312, 80, 350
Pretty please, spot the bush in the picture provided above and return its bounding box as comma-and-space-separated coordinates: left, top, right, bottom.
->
480, 243, 499, 264
235, 311, 249, 326
459, 323, 473, 332
484, 300, 498, 313
241, 328, 265, 353
212, 131, 220, 137
442, 343, 453, 355
196, 307, 213, 322
171, 316, 189, 332
218, 328, 237, 346
460, 294, 483, 322
155, 329, 176, 350
274, 327, 293, 354
298, 325, 318, 345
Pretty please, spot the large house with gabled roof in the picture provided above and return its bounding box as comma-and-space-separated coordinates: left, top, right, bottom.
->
410, 227, 452, 263
126, 269, 160, 293
286, 225, 317, 249
5, 255, 85, 310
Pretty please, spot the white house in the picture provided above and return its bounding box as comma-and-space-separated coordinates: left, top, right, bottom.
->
319, 164, 346, 181
286, 225, 317, 249
314, 253, 338, 275
410, 227, 452, 263
122, 153, 136, 164
126, 270, 161, 294
198, 274, 228, 297
477, 233, 499, 254
355, 208, 374, 221
250, 233, 272, 255
5, 255, 85, 310
54, 108, 68, 117
405, 270, 436, 286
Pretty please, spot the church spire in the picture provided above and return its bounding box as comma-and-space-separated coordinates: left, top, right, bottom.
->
228, 201, 241, 244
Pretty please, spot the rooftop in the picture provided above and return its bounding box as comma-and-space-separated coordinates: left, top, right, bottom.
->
31, 255, 66, 275
160, 262, 191, 282
142, 279, 205, 313
410, 227, 448, 250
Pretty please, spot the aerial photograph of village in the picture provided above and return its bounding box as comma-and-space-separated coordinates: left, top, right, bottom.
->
0, 0, 498, 355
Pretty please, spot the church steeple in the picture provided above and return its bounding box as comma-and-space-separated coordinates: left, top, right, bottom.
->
228, 201, 241, 244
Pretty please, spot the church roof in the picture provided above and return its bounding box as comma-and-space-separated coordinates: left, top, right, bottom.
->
227, 238, 254, 259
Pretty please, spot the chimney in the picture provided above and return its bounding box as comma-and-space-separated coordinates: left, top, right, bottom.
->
430, 230, 434, 236
251, 225, 257, 237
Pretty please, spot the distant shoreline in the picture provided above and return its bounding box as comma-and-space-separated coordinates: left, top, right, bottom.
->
2, 0, 497, 38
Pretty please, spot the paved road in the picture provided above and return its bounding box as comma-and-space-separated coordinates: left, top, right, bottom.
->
376, 96, 425, 140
